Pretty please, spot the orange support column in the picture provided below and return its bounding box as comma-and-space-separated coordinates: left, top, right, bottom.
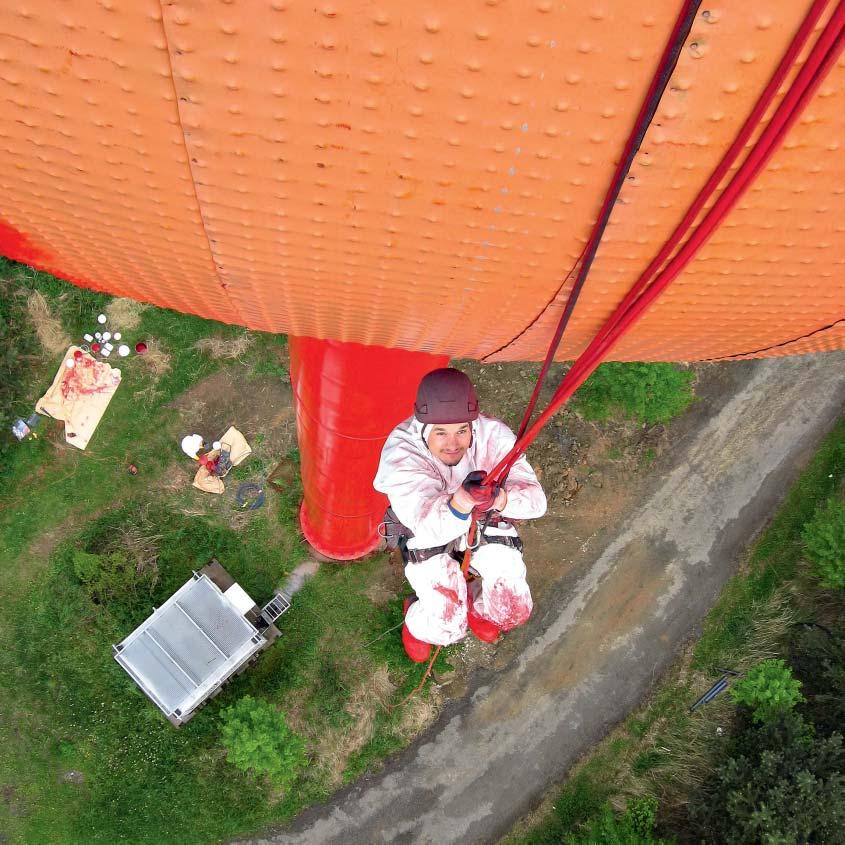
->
289, 336, 449, 561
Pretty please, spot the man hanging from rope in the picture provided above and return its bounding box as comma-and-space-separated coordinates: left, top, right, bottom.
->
374, 368, 547, 662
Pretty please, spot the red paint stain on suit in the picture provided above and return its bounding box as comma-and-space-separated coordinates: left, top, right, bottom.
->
434, 584, 461, 622
487, 578, 532, 631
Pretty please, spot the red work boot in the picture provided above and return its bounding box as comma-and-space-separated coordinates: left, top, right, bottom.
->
467, 604, 501, 644
402, 596, 432, 663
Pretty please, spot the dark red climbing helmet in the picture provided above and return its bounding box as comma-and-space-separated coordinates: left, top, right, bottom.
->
414, 368, 479, 424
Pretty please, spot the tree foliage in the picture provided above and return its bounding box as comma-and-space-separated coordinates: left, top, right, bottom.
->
220, 695, 307, 787
789, 624, 845, 739
802, 497, 845, 589
572, 362, 695, 425
689, 710, 845, 844
730, 659, 804, 724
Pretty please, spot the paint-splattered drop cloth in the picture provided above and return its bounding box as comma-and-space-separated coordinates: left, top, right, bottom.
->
36, 347, 121, 450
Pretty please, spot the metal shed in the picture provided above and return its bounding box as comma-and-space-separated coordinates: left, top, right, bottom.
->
113, 561, 286, 726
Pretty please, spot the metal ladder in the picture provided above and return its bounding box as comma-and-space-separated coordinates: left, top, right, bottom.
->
260, 591, 291, 625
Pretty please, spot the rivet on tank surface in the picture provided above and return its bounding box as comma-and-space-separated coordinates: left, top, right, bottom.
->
689, 41, 707, 58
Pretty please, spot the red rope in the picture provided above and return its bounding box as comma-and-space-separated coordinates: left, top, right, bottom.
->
488, 2, 844, 486
585, 0, 836, 357
515, 0, 702, 438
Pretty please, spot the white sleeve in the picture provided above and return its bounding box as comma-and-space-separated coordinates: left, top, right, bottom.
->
374, 440, 470, 548
485, 422, 547, 520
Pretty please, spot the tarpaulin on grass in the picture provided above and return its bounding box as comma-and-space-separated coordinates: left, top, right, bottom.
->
36, 348, 121, 450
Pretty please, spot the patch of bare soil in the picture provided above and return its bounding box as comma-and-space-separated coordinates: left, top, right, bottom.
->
160, 364, 297, 525
26, 508, 83, 570
169, 365, 295, 459
1, 784, 27, 818
440, 360, 700, 689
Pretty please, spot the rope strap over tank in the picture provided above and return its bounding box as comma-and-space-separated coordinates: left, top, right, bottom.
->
482, 0, 845, 492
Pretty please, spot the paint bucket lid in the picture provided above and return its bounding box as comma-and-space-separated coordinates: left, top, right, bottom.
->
118, 344, 130, 357
135, 341, 147, 354
97, 313, 107, 324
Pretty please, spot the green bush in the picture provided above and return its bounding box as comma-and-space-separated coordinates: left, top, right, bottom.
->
689, 710, 845, 844
789, 624, 845, 738
624, 796, 659, 838
564, 801, 670, 844
220, 695, 307, 787
72, 548, 155, 610
730, 659, 804, 724
802, 497, 845, 588
572, 362, 695, 425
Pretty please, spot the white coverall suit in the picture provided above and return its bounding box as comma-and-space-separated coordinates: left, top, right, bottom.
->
373, 414, 547, 646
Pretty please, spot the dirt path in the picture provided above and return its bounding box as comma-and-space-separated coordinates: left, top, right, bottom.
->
239, 354, 845, 845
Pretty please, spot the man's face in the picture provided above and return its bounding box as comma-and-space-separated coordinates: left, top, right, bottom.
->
426, 422, 472, 466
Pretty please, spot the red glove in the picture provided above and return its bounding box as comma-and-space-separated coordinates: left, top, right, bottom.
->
450, 484, 476, 514
450, 470, 504, 514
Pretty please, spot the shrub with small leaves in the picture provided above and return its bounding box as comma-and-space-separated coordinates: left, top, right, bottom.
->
730, 659, 804, 723
688, 710, 845, 844
801, 497, 845, 589
624, 796, 659, 837
220, 695, 307, 787
72, 548, 154, 612
564, 801, 670, 844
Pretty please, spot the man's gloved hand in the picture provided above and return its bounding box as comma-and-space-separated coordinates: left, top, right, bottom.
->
449, 484, 478, 515
449, 470, 506, 515
491, 486, 508, 512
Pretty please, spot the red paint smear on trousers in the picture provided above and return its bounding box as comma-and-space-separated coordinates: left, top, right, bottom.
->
487, 579, 532, 631
434, 584, 461, 623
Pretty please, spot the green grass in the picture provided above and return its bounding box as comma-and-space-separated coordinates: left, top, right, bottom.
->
572, 362, 695, 425
0, 262, 442, 844
694, 416, 845, 671
506, 414, 845, 844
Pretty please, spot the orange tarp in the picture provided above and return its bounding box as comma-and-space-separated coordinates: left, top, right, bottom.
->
0, 1, 842, 362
